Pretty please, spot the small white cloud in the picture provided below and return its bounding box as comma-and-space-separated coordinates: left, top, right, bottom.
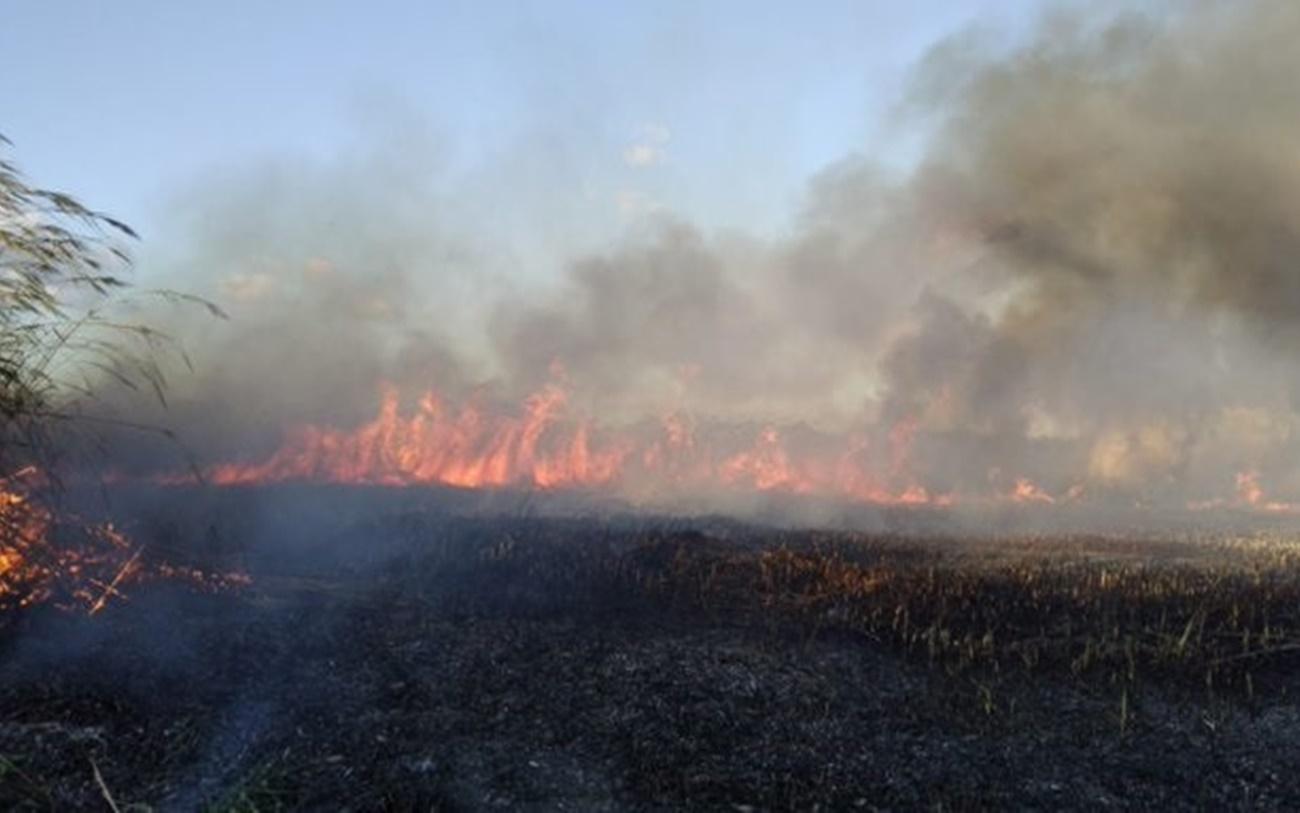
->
622, 123, 671, 168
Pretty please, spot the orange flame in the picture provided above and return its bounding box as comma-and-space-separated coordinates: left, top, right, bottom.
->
1233, 470, 1299, 513
1011, 478, 1055, 504
202, 382, 942, 505
0, 467, 249, 614
184, 383, 1293, 514
1187, 470, 1300, 514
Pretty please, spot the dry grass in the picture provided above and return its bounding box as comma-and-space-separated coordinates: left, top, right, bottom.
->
619, 530, 1300, 698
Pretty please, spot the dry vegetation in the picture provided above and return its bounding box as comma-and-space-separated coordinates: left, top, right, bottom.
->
634, 531, 1300, 700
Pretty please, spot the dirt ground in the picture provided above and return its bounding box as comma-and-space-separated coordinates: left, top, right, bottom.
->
3, 499, 1300, 810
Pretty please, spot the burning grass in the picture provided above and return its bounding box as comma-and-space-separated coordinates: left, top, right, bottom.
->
0, 470, 249, 618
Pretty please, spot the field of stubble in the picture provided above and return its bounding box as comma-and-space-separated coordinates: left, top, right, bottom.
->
4, 488, 1300, 810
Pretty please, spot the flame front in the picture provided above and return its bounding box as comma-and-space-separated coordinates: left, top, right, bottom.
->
203, 383, 946, 505
190, 382, 1298, 514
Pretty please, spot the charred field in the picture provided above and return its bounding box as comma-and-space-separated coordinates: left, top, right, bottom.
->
2, 487, 1300, 810
15, 0, 1300, 809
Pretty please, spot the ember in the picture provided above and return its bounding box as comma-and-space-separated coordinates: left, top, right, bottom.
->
12, 0, 1300, 808
0, 467, 248, 615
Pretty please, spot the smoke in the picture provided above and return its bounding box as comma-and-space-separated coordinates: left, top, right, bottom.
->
883, 0, 1300, 501
104, 0, 1300, 507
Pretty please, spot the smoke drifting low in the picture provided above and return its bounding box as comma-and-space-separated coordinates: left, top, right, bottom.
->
112, 1, 1300, 509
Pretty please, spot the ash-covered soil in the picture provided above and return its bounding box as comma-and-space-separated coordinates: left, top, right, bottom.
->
3, 495, 1300, 810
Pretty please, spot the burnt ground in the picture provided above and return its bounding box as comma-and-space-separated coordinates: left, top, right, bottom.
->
3, 490, 1300, 810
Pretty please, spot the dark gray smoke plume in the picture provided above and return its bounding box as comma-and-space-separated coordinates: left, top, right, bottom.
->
107, 0, 1300, 508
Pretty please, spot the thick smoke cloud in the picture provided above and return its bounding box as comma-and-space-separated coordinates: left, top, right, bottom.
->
111, 0, 1300, 506
887, 0, 1300, 501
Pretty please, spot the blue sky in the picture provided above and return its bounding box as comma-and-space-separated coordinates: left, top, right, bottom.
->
3, 1, 1049, 265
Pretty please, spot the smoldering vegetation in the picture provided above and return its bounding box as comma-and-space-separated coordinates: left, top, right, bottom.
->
85, 0, 1300, 513
7, 486, 1300, 809
14, 3, 1300, 809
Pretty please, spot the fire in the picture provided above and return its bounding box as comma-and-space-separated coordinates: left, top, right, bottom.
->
1236, 471, 1265, 507
210, 384, 630, 490
186, 383, 1294, 515
1188, 470, 1300, 514
1232, 471, 1300, 513
719, 427, 811, 493
0, 467, 249, 615
201, 382, 941, 504
1011, 478, 1055, 504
